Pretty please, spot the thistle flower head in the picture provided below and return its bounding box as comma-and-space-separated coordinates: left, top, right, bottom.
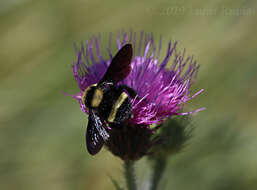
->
70, 31, 204, 160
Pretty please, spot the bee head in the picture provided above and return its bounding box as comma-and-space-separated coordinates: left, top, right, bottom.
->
98, 81, 114, 90
82, 84, 103, 109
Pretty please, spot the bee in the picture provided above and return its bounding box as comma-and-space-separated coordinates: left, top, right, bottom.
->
82, 44, 136, 155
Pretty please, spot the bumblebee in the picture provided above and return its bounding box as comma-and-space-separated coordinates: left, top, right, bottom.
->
82, 44, 136, 155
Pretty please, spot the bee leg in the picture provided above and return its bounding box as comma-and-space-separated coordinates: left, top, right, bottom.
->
103, 121, 112, 130
120, 85, 137, 98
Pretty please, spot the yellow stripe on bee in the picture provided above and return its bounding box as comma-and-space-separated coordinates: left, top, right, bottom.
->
91, 88, 103, 107
108, 92, 128, 123
82, 84, 97, 105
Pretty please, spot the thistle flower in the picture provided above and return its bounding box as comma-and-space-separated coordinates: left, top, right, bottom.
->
70, 31, 204, 160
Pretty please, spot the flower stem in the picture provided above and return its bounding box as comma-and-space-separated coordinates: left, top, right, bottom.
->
124, 160, 137, 190
150, 157, 167, 190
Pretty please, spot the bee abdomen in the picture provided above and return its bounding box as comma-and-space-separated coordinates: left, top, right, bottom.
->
84, 85, 133, 124
108, 92, 131, 123
113, 96, 132, 123
82, 84, 103, 108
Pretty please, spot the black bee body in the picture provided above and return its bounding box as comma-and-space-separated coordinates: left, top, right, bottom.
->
82, 44, 136, 155
82, 83, 133, 124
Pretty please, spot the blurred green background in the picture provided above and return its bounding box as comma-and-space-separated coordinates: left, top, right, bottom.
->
1, 0, 257, 189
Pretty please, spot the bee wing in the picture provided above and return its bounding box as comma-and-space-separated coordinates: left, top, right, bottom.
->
100, 44, 133, 84
86, 110, 109, 155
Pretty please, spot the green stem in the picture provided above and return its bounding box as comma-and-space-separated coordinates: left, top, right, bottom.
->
124, 160, 137, 190
150, 157, 167, 190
